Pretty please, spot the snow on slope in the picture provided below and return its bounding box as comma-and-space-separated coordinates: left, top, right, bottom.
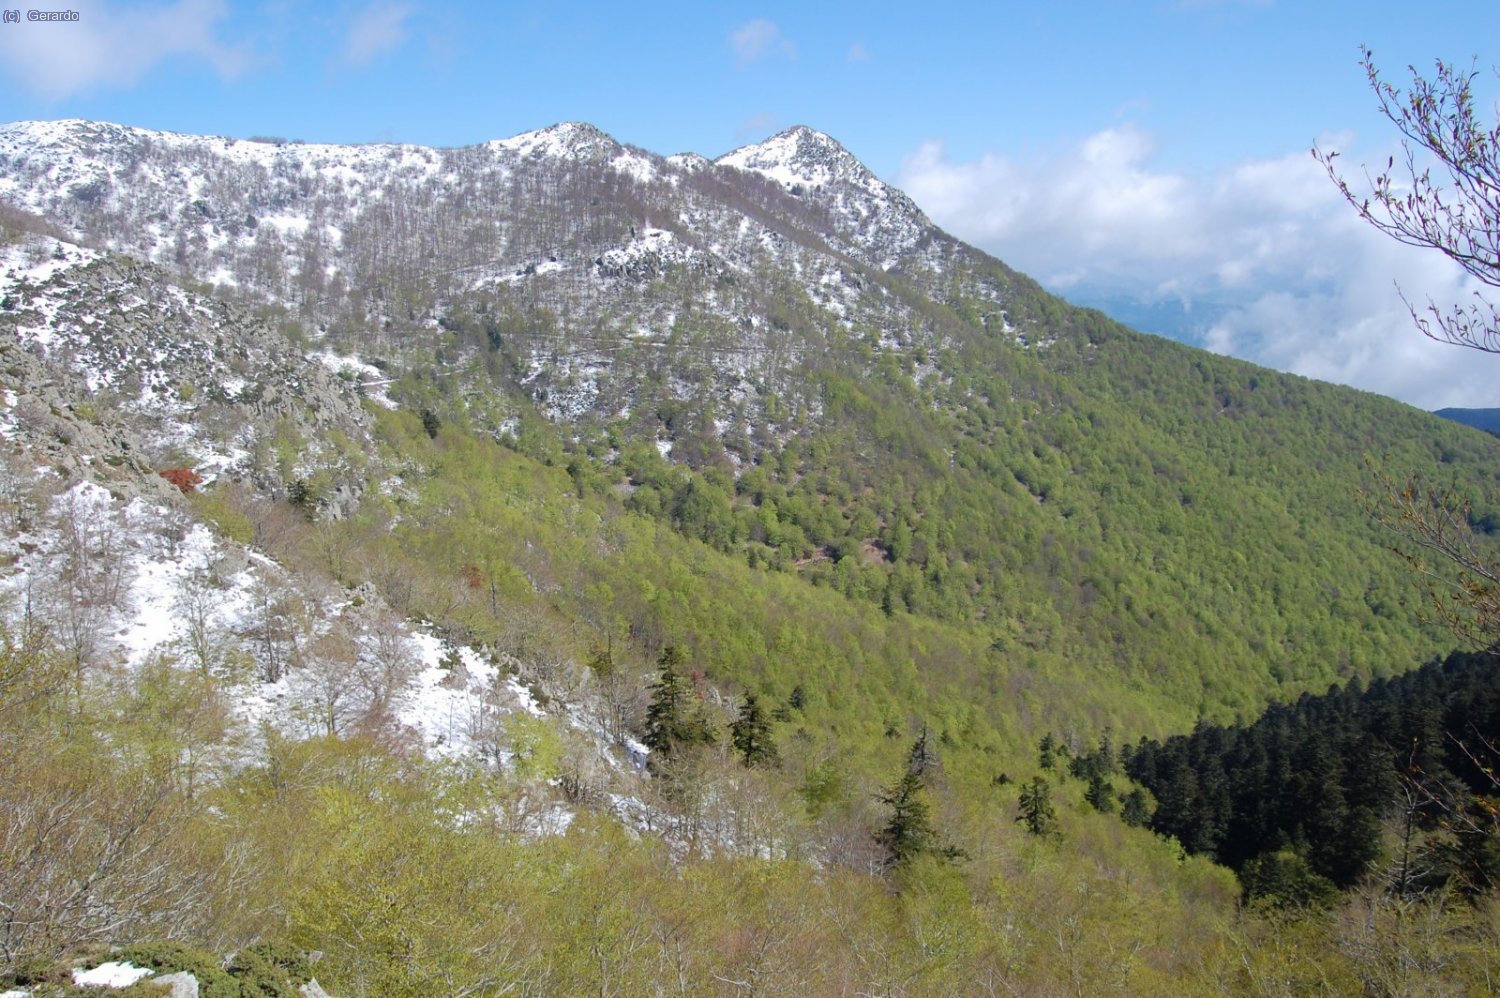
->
0, 474, 608, 783
0, 116, 943, 304
0, 229, 372, 500
0, 235, 101, 300
716, 125, 934, 267
1, 117, 1027, 472
717, 125, 885, 194
307, 349, 396, 409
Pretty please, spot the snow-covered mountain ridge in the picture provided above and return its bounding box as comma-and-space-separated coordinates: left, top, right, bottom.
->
0, 117, 935, 275
0, 117, 1026, 447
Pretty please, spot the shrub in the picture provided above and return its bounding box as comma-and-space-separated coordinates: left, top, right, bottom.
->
158, 468, 205, 494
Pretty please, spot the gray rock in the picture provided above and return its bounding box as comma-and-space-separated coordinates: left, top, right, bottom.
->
149, 971, 199, 997
0, 245, 373, 510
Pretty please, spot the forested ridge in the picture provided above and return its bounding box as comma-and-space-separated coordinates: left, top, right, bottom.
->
1126, 649, 1500, 901
3, 403, 1496, 995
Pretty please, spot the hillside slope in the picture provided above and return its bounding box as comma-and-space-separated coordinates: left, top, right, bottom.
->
2, 119, 1497, 729
3, 117, 1500, 996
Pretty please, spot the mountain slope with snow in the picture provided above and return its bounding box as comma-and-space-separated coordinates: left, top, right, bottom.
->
0, 226, 370, 503
3, 115, 1496, 733
0, 118, 1032, 442
2, 115, 1499, 996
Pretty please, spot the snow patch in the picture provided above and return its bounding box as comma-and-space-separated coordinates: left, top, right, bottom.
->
611, 151, 658, 184
73, 962, 152, 988
307, 350, 396, 408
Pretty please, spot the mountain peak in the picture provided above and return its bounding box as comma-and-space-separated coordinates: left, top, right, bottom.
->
486, 121, 622, 162
715, 125, 881, 194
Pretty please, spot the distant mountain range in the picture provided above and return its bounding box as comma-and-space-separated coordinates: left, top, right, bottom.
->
1436, 407, 1500, 433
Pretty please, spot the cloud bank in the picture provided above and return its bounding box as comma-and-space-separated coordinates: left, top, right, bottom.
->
0, 0, 249, 101
897, 128, 1495, 410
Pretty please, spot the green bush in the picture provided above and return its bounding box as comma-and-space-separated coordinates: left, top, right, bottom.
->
113, 942, 238, 997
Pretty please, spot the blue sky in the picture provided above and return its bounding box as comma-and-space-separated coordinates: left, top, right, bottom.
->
1, 1, 1497, 408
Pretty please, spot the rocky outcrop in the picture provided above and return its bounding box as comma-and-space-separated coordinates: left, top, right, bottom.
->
1, 234, 372, 507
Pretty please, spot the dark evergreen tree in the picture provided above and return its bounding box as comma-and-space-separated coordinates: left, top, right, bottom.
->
730, 692, 778, 768
642, 646, 713, 764
1038, 733, 1057, 771
1124, 648, 1500, 895
1085, 771, 1116, 814
1018, 776, 1056, 837
287, 477, 316, 514
876, 769, 935, 870
1120, 788, 1152, 827
906, 725, 940, 783
1240, 850, 1339, 910
875, 731, 963, 871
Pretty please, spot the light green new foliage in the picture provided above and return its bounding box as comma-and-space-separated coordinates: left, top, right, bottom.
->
501, 710, 564, 782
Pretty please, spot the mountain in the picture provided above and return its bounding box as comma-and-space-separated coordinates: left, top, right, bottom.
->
1436, 406, 1500, 434
2, 117, 1499, 993
0, 231, 372, 506
0, 119, 998, 430
2, 116, 1496, 730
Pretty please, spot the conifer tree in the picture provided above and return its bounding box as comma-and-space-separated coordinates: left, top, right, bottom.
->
1038, 733, 1057, 771
876, 769, 935, 870
642, 646, 712, 762
1018, 776, 1057, 837
876, 731, 965, 871
1120, 788, 1152, 827
1085, 771, 1116, 814
729, 692, 778, 768
905, 725, 940, 783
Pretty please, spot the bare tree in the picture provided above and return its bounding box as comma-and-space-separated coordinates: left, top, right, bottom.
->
291, 621, 364, 737
1399, 729, 1500, 894
244, 565, 305, 684
1325, 52, 1500, 644
1361, 466, 1500, 647
174, 567, 220, 675
289, 608, 417, 739
1317, 48, 1500, 354
0, 653, 218, 971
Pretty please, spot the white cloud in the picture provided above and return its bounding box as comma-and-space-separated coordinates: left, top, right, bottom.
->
730, 19, 795, 67
896, 128, 1495, 409
847, 41, 871, 64
342, 1, 415, 67
0, 0, 250, 101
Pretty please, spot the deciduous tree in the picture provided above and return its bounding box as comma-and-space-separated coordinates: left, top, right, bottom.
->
1322, 51, 1500, 645
1318, 48, 1500, 354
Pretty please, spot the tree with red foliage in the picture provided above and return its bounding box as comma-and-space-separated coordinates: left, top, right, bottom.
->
158, 468, 204, 494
